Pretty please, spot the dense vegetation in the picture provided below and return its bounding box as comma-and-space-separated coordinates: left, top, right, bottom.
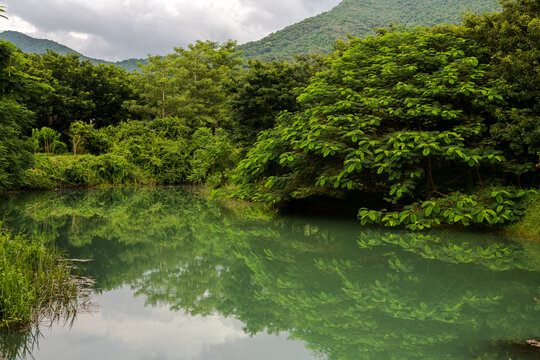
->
0, 0, 537, 234
230, 0, 540, 231
239, 0, 500, 61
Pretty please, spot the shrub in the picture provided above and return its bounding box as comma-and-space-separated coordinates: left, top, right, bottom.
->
69, 121, 110, 155
32, 127, 60, 154
110, 120, 191, 184
86, 154, 141, 185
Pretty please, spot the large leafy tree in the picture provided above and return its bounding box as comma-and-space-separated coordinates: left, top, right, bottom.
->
22, 51, 135, 133
231, 29, 532, 229
0, 41, 38, 189
126, 40, 242, 130
457, 0, 540, 159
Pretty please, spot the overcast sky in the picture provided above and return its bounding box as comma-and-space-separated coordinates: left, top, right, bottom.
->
0, 0, 341, 61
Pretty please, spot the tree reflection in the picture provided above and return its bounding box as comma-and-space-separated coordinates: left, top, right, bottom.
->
1, 188, 539, 359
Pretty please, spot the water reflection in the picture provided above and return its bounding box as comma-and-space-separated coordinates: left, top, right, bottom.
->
1, 187, 539, 359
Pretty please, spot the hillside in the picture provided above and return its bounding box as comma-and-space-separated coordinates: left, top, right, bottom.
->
0, 30, 143, 72
238, 0, 500, 61
1, 0, 501, 66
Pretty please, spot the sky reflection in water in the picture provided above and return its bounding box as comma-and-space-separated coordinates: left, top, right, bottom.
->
0, 187, 539, 359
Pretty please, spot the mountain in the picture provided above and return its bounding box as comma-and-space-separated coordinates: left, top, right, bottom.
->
238, 0, 500, 61
0, 30, 144, 72
1, 0, 501, 66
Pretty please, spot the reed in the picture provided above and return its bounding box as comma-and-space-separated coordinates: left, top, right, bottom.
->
0, 224, 80, 332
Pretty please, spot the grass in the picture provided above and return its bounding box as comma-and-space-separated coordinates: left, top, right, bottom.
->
0, 223, 80, 332
505, 191, 540, 240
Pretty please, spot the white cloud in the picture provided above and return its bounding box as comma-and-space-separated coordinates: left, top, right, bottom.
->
0, 0, 341, 61
33, 286, 313, 360
0, 14, 37, 33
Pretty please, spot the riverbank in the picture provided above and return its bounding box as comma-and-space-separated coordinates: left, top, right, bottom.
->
0, 224, 80, 332
7, 155, 540, 240
504, 192, 540, 240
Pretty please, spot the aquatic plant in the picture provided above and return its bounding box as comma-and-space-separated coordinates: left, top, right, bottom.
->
0, 224, 82, 332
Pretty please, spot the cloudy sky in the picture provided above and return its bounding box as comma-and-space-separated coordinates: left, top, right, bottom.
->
0, 0, 341, 61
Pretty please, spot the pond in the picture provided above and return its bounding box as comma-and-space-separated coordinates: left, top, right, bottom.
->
0, 187, 539, 359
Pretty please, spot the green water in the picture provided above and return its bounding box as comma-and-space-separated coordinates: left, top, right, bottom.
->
1, 187, 539, 359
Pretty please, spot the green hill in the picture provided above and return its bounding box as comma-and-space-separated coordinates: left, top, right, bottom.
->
0, 30, 144, 72
238, 0, 500, 61
1, 0, 502, 66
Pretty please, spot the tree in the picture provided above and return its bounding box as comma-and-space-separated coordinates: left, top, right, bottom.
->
126, 40, 242, 130
22, 51, 135, 133
0, 41, 36, 189
228, 54, 327, 144
32, 127, 61, 154
230, 29, 532, 229
439, 0, 540, 159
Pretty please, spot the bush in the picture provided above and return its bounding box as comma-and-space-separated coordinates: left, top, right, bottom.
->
86, 154, 142, 185
0, 100, 35, 189
26, 153, 146, 188
69, 121, 110, 155
110, 120, 191, 184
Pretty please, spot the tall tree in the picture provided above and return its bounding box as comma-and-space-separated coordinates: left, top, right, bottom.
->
126, 40, 242, 130
0, 41, 37, 189
228, 54, 327, 145
444, 0, 540, 159
22, 51, 135, 133
231, 29, 531, 229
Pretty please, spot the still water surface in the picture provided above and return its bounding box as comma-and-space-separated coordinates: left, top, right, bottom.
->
0, 187, 539, 359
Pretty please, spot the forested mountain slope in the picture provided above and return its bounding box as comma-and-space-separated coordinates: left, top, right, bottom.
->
0, 30, 143, 71
1, 0, 500, 66
238, 0, 500, 61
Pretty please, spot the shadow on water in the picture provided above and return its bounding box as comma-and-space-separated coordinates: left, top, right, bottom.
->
0, 187, 540, 359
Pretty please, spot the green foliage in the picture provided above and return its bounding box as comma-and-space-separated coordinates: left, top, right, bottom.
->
108, 119, 191, 184
21, 51, 136, 134
31, 127, 60, 153
358, 187, 532, 230
231, 29, 534, 228
505, 190, 540, 238
239, 0, 500, 61
188, 128, 239, 187
456, 0, 540, 158
26, 154, 146, 189
0, 223, 78, 331
50, 139, 68, 154
0, 100, 34, 189
126, 40, 242, 129
69, 121, 110, 155
228, 54, 327, 144
0, 41, 37, 190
